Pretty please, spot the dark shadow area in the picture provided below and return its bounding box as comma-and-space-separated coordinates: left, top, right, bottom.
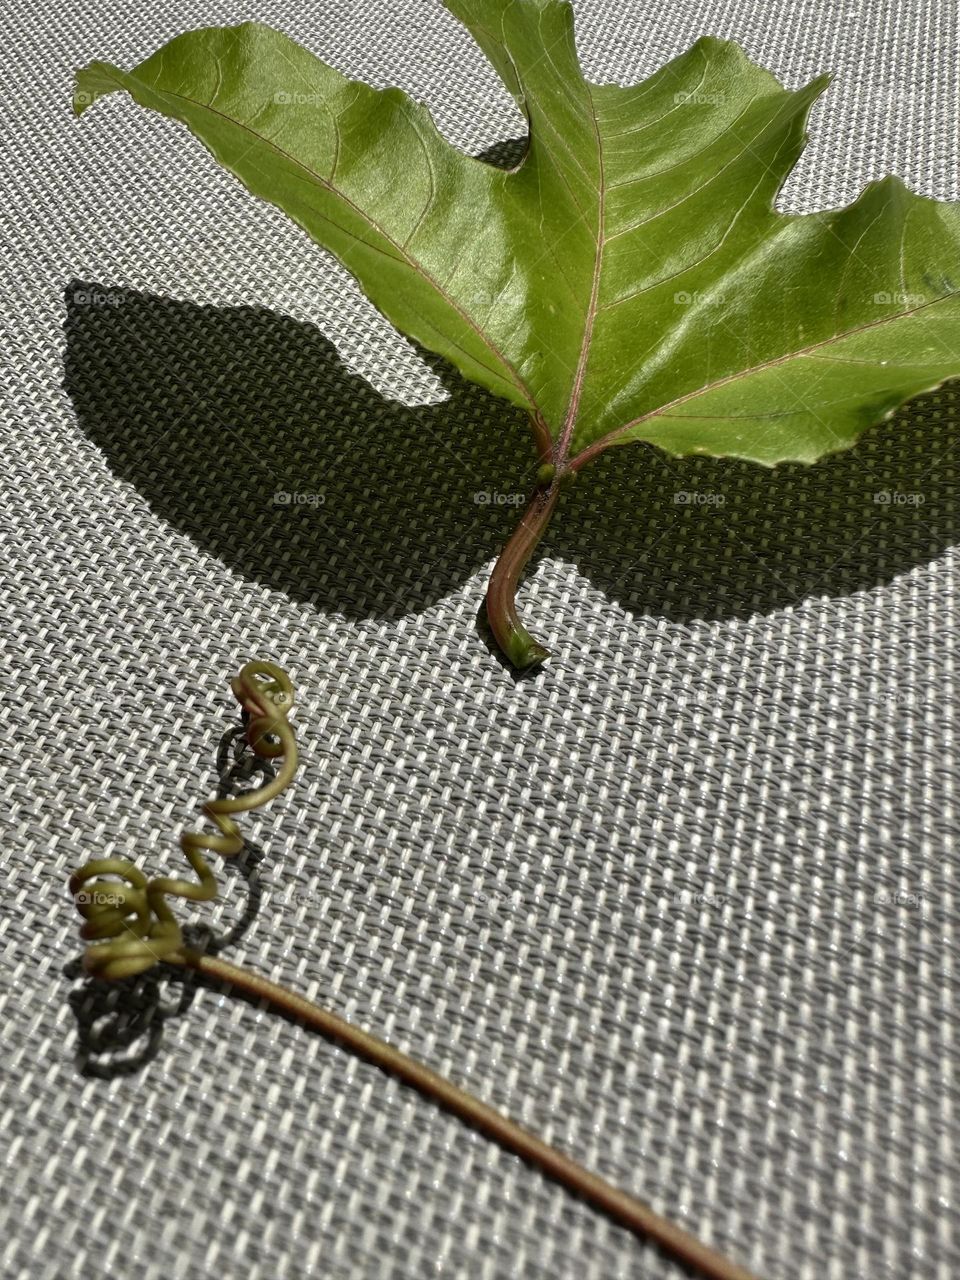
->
476, 136, 529, 171
64, 278, 536, 621
65, 958, 189, 1078
66, 721, 275, 1078
64, 275, 960, 631
551, 405, 960, 622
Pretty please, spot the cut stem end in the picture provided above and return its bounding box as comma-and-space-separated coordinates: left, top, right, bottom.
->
503, 628, 551, 670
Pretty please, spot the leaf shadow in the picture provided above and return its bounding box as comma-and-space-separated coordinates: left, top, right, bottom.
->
63, 275, 959, 634
551, 403, 960, 623
63, 278, 539, 622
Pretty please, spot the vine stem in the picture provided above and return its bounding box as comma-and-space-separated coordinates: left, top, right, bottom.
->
170, 948, 759, 1280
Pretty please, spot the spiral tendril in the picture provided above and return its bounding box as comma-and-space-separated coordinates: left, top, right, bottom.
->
69, 659, 298, 980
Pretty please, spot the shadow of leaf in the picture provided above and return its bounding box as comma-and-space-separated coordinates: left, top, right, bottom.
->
63, 274, 959, 631
552, 405, 959, 621
63, 280, 537, 621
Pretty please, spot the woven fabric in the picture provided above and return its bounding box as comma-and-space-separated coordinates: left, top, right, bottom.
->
1, 1, 958, 1277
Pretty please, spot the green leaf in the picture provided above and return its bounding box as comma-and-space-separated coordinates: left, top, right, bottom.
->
74, 5, 960, 468
73, 3, 960, 664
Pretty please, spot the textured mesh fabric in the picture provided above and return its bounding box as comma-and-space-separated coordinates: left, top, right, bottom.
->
1, 2, 958, 1278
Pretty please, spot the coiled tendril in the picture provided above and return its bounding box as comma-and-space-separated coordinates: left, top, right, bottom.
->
69, 659, 298, 980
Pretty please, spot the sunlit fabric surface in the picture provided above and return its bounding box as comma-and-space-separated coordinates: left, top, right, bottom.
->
1, 1, 957, 1277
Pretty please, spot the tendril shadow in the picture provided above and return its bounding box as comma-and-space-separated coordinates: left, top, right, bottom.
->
65, 722, 275, 1079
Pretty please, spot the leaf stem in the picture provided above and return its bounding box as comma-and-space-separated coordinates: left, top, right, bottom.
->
567, 437, 610, 474
172, 947, 759, 1280
529, 408, 554, 465
485, 480, 562, 669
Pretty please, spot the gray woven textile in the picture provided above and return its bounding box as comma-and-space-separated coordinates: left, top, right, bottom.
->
2, 0, 958, 1277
